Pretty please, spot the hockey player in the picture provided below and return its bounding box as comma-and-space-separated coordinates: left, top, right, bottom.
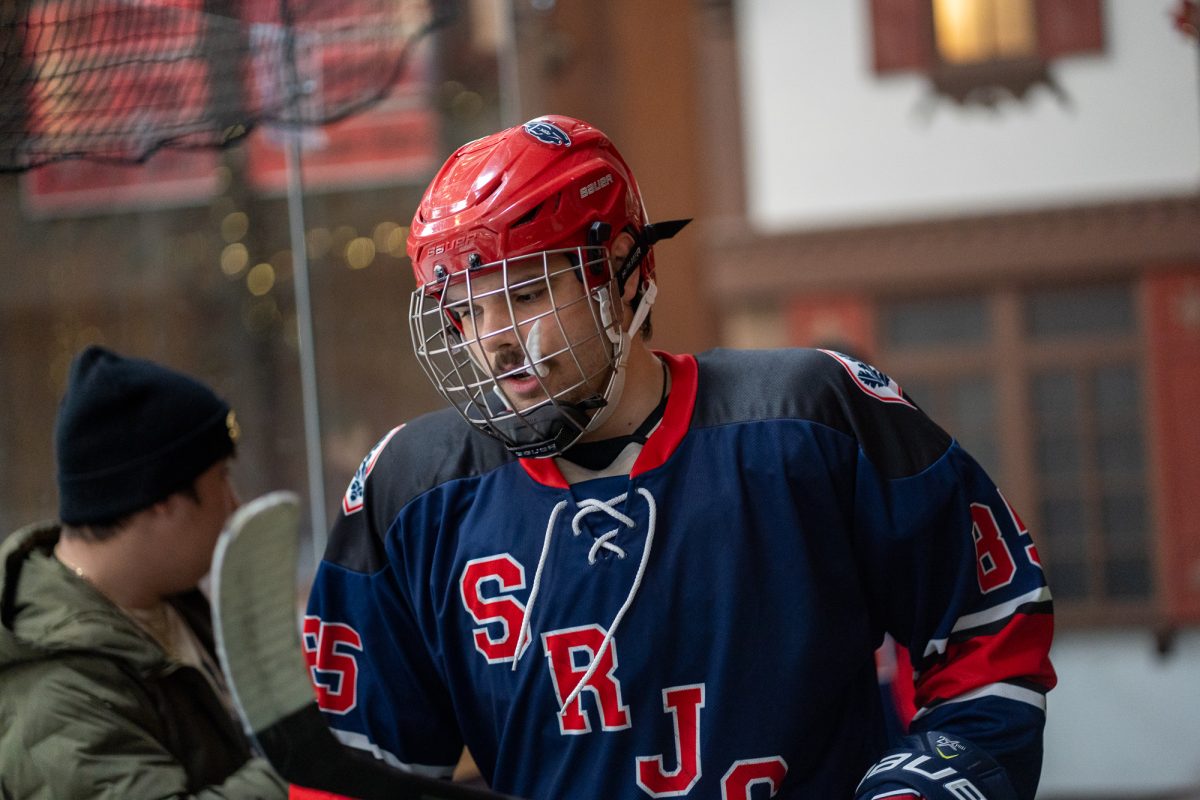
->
303, 115, 1055, 800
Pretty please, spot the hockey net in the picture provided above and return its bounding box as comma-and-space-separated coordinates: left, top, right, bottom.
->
0, 0, 453, 171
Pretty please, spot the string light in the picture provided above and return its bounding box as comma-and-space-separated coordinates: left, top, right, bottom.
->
221, 243, 249, 277
221, 211, 249, 243
246, 263, 275, 296
346, 237, 376, 270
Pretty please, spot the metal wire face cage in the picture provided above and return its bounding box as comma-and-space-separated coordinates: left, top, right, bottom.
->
409, 246, 626, 456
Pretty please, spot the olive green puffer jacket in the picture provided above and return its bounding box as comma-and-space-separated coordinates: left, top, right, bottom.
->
0, 522, 287, 799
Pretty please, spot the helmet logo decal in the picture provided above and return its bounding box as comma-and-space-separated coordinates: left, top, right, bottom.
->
523, 119, 571, 147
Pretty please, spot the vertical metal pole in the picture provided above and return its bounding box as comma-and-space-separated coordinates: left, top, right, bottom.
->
280, 1, 328, 563
498, 0, 522, 125
285, 133, 328, 564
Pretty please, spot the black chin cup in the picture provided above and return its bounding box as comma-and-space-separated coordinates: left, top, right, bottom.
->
464, 390, 606, 459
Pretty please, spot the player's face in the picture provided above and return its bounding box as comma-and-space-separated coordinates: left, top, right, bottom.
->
442, 252, 617, 412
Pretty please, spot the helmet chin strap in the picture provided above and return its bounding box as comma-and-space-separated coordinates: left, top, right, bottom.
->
579, 279, 657, 438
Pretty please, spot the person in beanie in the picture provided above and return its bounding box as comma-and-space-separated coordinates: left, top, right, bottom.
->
0, 345, 287, 798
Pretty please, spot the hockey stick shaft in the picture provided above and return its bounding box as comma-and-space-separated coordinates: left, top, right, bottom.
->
256, 703, 505, 800
212, 492, 516, 800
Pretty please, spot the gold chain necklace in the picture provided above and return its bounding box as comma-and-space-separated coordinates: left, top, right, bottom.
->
56, 547, 175, 657
56, 552, 87, 580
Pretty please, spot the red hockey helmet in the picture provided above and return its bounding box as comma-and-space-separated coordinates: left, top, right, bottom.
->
406, 116, 689, 458
407, 114, 653, 293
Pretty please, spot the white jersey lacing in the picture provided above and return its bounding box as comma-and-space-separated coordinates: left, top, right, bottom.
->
512, 488, 658, 711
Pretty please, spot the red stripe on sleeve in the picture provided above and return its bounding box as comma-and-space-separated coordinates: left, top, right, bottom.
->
290, 786, 356, 800
914, 612, 1056, 709
890, 642, 917, 727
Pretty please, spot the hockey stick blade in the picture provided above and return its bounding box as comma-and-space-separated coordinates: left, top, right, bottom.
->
212, 491, 518, 800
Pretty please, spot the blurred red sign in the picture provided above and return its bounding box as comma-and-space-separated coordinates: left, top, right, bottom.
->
243, 34, 438, 194
20, 0, 219, 215
20, 0, 438, 215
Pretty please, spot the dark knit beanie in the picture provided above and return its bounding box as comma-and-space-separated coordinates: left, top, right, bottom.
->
55, 345, 239, 525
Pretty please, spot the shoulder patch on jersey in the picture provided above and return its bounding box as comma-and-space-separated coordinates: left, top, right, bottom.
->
819, 349, 914, 409
522, 118, 571, 147
342, 425, 404, 516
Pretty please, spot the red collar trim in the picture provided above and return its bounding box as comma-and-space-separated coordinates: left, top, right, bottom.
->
519, 351, 698, 488
519, 446, 569, 488
631, 351, 697, 477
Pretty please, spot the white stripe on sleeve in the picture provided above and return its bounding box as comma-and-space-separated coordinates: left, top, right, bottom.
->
331, 728, 457, 778
910, 681, 1047, 721
922, 586, 1052, 659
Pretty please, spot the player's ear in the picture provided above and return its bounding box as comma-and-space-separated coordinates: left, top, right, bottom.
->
611, 231, 635, 261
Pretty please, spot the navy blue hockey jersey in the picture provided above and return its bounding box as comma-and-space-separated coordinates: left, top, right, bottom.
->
304, 349, 1055, 800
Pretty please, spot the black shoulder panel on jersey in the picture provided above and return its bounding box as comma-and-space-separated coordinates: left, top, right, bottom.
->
322, 407, 514, 573
691, 348, 953, 479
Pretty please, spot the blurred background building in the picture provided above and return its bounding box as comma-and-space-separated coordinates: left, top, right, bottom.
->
1, 1, 1198, 796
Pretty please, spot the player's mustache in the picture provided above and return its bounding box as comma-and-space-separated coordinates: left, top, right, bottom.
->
491, 346, 531, 377
489, 320, 549, 378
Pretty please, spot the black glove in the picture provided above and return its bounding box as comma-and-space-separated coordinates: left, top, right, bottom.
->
855, 731, 1018, 800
